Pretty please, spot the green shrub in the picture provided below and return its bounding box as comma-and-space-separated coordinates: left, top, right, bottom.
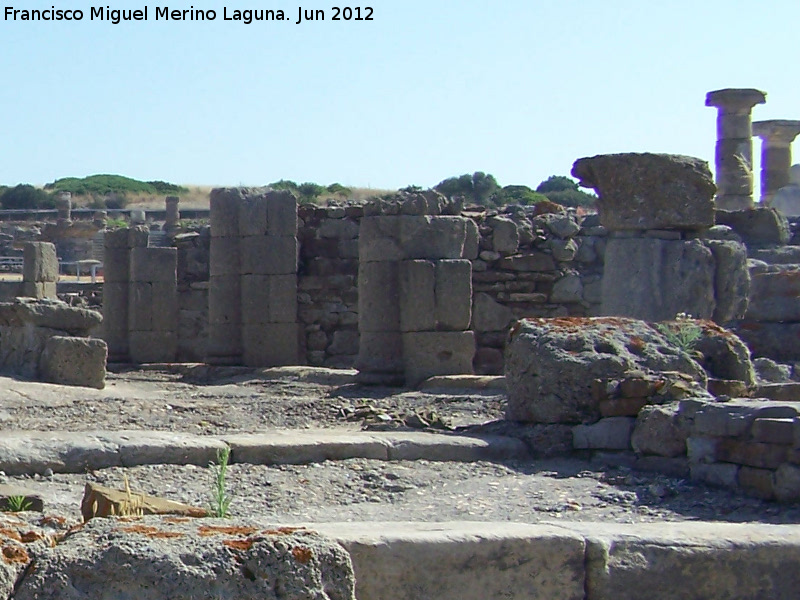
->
44, 174, 186, 197
326, 183, 351, 197
297, 182, 326, 202
0, 184, 55, 210
267, 179, 299, 192
434, 172, 500, 206
491, 185, 550, 206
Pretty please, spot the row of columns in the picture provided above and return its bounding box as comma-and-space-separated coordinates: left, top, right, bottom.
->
706, 88, 800, 208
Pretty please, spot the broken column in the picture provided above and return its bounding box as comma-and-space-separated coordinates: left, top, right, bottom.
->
165, 196, 180, 232
128, 247, 178, 363
208, 188, 300, 367
56, 192, 72, 225
22, 242, 58, 299
101, 227, 148, 362
357, 193, 474, 386
705, 88, 767, 210
572, 152, 749, 323
239, 190, 299, 367
752, 120, 800, 204
772, 164, 800, 217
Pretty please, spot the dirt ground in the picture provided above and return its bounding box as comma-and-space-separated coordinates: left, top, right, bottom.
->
2, 367, 799, 525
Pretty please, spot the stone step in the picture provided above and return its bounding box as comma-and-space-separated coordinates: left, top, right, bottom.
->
0, 429, 529, 475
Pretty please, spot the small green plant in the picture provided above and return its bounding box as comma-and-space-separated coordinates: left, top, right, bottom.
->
209, 445, 233, 518
656, 313, 703, 353
3, 495, 32, 512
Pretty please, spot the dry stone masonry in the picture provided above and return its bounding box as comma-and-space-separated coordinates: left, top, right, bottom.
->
753, 120, 800, 204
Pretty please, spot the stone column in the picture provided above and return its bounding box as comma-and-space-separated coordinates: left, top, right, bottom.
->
165, 196, 180, 231
22, 242, 58, 299
752, 120, 800, 204
102, 227, 148, 362
238, 190, 299, 367
207, 189, 243, 365
56, 192, 72, 224
93, 210, 107, 229
128, 247, 178, 363
706, 88, 767, 210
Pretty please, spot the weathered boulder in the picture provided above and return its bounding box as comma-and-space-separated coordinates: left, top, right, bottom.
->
81, 483, 207, 521
693, 321, 756, 385
505, 317, 707, 424
39, 336, 107, 389
13, 516, 356, 600
733, 322, 800, 362
601, 238, 716, 321
571, 153, 716, 231
716, 207, 790, 247
746, 264, 800, 322
631, 404, 687, 458
0, 298, 102, 335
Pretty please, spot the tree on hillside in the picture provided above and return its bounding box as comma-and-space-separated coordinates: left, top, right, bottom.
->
0, 185, 55, 210
297, 182, 326, 203
268, 179, 299, 192
535, 175, 596, 208
434, 172, 500, 206
491, 185, 549, 206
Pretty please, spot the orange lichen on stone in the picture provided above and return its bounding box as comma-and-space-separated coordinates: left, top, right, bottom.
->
0, 528, 22, 542
198, 525, 259, 537
2, 544, 29, 564
223, 538, 255, 551
162, 517, 191, 524
20, 531, 44, 544
120, 525, 185, 539
292, 546, 313, 564
263, 526, 306, 536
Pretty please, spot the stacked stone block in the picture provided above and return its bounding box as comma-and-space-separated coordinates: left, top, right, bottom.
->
356, 194, 475, 386
174, 228, 210, 362
208, 188, 299, 367
128, 247, 178, 363
753, 120, 800, 204
101, 227, 148, 362
22, 242, 58, 299
572, 152, 749, 323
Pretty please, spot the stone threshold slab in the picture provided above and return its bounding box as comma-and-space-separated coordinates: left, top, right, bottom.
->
310, 520, 800, 600
0, 429, 529, 475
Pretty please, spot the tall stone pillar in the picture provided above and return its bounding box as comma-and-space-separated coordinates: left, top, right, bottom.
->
752, 120, 800, 204
165, 196, 180, 231
706, 88, 767, 210
208, 189, 243, 365
357, 194, 475, 387
128, 247, 178, 363
56, 192, 72, 225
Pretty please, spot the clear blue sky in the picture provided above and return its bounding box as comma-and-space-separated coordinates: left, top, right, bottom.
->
2, 0, 798, 191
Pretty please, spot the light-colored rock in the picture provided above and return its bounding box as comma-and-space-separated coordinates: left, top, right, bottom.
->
716, 207, 790, 247
39, 336, 107, 389
472, 293, 514, 332
505, 317, 706, 424
573, 417, 635, 450
631, 405, 686, 458
704, 240, 750, 323
81, 482, 207, 521
13, 516, 356, 600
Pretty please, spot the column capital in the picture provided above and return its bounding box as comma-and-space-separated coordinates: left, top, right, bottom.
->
706, 88, 767, 111
753, 120, 800, 144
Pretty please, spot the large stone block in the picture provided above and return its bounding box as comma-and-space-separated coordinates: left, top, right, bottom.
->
746, 265, 800, 322
103, 228, 130, 250
356, 331, 403, 375
12, 516, 356, 600
240, 236, 298, 275
601, 238, 716, 321
242, 322, 300, 367
102, 247, 130, 284
565, 521, 800, 600
150, 282, 178, 333
359, 216, 403, 262
128, 281, 153, 331
402, 331, 475, 387
237, 192, 269, 237
129, 247, 177, 283
209, 187, 244, 237
472, 293, 514, 332
129, 331, 177, 363
399, 216, 467, 259
399, 260, 435, 332
21, 281, 56, 300
734, 321, 800, 361
206, 322, 242, 359
359, 261, 400, 332
631, 405, 686, 457
208, 275, 241, 325
489, 216, 519, 253
705, 240, 749, 323
571, 153, 716, 231
435, 260, 472, 331
39, 336, 106, 389
267, 190, 298, 237
463, 218, 480, 260
23, 242, 58, 283
573, 417, 634, 450
241, 274, 297, 324
505, 317, 707, 424
716, 207, 790, 247
209, 235, 240, 277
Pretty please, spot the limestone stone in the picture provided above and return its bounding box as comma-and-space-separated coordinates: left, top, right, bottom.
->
571, 153, 716, 231
210, 187, 247, 237
399, 215, 467, 259
399, 260, 435, 332
551, 272, 583, 303
462, 217, 480, 260
22, 242, 58, 283
20, 281, 56, 300
81, 482, 207, 521
242, 323, 299, 367
775, 463, 800, 502
240, 236, 298, 275
241, 274, 297, 324
601, 238, 716, 321
734, 321, 800, 362
704, 240, 750, 323
102, 247, 130, 284
690, 462, 740, 488
129, 247, 177, 283
715, 207, 790, 247
573, 417, 635, 450
402, 331, 475, 387
435, 260, 472, 331
356, 331, 403, 376
753, 357, 791, 384
129, 331, 177, 364
208, 275, 241, 325
536, 212, 581, 239
746, 265, 800, 322
328, 330, 359, 356
359, 261, 400, 332
498, 253, 556, 272
472, 293, 514, 332
505, 317, 706, 424
39, 336, 106, 389
631, 405, 686, 458
209, 235, 240, 277
548, 238, 578, 262
694, 322, 756, 385
359, 216, 403, 262
488, 216, 519, 253
771, 166, 800, 217
13, 516, 356, 600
